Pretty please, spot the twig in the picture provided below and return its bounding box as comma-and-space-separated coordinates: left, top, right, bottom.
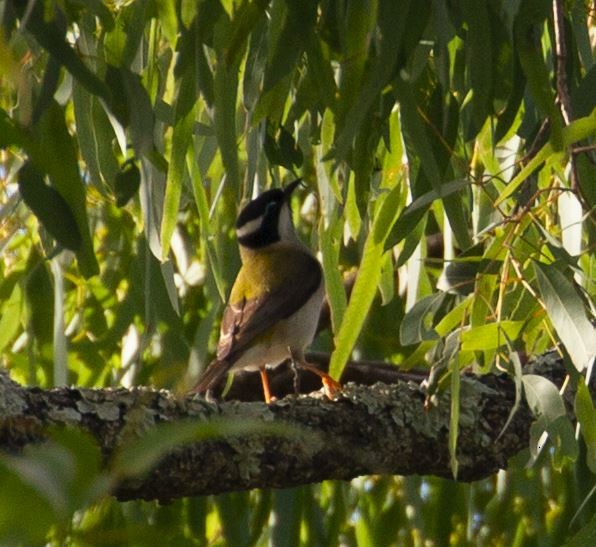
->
552, 0, 582, 198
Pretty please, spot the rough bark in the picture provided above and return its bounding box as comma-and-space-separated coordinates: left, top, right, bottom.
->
0, 351, 579, 502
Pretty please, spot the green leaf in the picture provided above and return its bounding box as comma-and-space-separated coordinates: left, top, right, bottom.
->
449, 354, 461, 479
0, 281, 22, 353
211, 16, 242, 199
103, 0, 150, 68
400, 293, 444, 345
160, 71, 197, 259
120, 67, 155, 155
534, 261, 596, 372
460, 320, 524, 351
114, 160, 141, 207
0, 462, 56, 544
319, 215, 347, 333
189, 155, 227, 303
344, 174, 362, 241
24, 250, 54, 349
37, 101, 99, 277
0, 108, 30, 149
496, 110, 596, 205
329, 183, 402, 379
550, 415, 579, 469
522, 374, 565, 422
434, 296, 472, 337
18, 162, 82, 251
378, 251, 395, 305
461, 0, 492, 130
563, 512, 596, 547
497, 348, 524, 439
514, 19, 562, 148
386, 179, 471, 250
0, 427, 108, 527
394, 80, 472, 249
575, 378, 596, 473
22, 4, 110, 102
72, 81, 119, 193
155, 0, 178, 45
333, 1, 409, 162
271, 487, 304, 547
216, 492, 251, 546
572, 64, 596, 118
494, 55, 526, 143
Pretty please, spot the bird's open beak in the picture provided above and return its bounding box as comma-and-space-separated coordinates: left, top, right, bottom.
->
283, 178, 303, 199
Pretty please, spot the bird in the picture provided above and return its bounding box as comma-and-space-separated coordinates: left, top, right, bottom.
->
193, 179, 341, 403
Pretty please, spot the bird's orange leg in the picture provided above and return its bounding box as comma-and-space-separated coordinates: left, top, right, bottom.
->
259, 368, 273, 404
300, 364, 342, 399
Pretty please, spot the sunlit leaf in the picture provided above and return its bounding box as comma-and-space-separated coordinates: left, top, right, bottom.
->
160, 71, 197, 259
319, 215, 347, 333
460, 320, 524, 351
496, 110, 596, 205
534, 261, 596, 372
0, 279, 22, 353
575, 379, 596, 473
522, 374, 565, 422
329, 183, 402, 380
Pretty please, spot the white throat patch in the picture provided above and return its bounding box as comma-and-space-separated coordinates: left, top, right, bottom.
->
277, 204, 297, 242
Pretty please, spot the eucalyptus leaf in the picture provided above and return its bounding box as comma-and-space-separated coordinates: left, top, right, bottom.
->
460, 321, 524, 351
522, 374, 566, 422
329, 183, 402, 380
575, 379, 596, 473
400, 293, 444, 345
18, 162, 82, 252
534, 261, 596, 372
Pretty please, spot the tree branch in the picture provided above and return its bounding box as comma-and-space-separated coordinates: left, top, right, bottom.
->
0, 352, 580, 502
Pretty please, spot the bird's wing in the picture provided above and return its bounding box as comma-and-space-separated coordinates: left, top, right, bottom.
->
218, 250, 322, 363
193, 250, 321, 393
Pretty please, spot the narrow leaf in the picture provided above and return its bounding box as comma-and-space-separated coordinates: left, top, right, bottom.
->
449, 354, 461, 479
160, 74, 196, 259
522, 374, 566, 422
37, 101, 98, 276
319, 216, 347, 333
115, 160, 141, 207
496, 111, 596, 205
534, 261, 596, 372
400, 293, 444, 345
18, 162, 82, 251
329, 184, 402, 379
575, 379, 596, 473
460, 320, 524, 351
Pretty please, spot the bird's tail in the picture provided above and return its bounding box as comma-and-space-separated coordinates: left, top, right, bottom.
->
190, 359, 229, 394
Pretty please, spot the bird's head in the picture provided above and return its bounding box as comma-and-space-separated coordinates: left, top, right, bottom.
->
235, 179, 302, 248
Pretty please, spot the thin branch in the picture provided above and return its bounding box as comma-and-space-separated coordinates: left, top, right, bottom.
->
552, 0, 585, 205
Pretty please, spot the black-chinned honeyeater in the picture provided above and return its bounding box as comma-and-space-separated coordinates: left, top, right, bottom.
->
193, 179, 341, 403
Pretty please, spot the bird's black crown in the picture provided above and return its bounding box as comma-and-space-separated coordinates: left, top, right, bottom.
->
236, 188, 285, 229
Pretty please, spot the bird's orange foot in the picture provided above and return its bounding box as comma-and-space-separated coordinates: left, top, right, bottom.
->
321, 375, 342, 399
300, 363, 342, 399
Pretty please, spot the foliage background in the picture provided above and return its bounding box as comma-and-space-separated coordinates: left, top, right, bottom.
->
0, 0, 595, 544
